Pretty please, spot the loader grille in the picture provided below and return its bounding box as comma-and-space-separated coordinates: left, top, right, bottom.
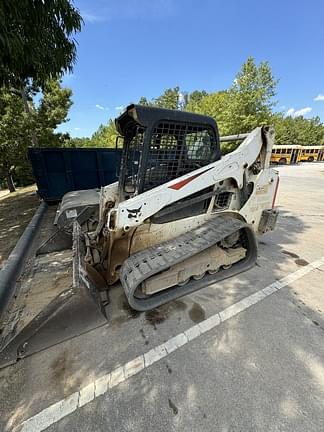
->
119, 118, 219, 196
143, 121, 218, 191
213, 191, 232, 210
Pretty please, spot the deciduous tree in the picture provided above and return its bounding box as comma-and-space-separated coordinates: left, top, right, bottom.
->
0, 81, 73, 191
0, 0, 82, 87
0, 89, 31, 191
273, 114, 324, 145
35, 80, 73, 147
90, 120, 119, 148
225, 57, 277, 133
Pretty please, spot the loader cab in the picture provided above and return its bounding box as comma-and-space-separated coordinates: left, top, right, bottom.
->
115, 104, 221, 199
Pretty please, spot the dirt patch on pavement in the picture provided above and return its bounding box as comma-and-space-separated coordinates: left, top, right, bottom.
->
145, 300, 187, 329
0, 185, 39, 268
189, 302, 205, 323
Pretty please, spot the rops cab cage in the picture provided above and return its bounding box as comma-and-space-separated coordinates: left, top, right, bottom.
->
115, 105, 222, 199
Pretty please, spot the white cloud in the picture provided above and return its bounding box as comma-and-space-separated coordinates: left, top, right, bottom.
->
115, 106, 124, 110
286, 108, 295, 116
286, 107, 312, 118
82, 0, 177, 22
294, 107, 312, 116
294, 107, 312, 117
95, 104, 109, 111
314, 93, 324, 101
74, 127, 80, 131
82, 11, 106, 23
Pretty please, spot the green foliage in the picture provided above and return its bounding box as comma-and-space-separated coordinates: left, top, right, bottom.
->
138, 58, 278, 138
3, 54, 321, 191
0, 88, 31, 188
273, 114, 324, 145
0, 0, 82, 189
186, 90, 208, 110
136, 57, 323, 152
224, 58, 277, 133
186, 90, 232, 135
91, 120, 119, 148
229, 57, 277, 131
68, 120, 119, 149
153, 86, 180, 109
0, 0, 82, 87
67, 137, 92, 148
34, 80, 73, 147
139, 87, 208, 110
0, 80, 74, 189
139, 87, 180, 110
189, 57, 278, 136
138, 96, 151, 106
74, 57, 324, 158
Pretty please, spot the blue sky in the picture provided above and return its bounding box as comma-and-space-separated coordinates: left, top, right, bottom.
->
58, 0, 324, 137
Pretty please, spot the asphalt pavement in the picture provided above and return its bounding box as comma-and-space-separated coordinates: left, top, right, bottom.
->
0, 162, 323, 432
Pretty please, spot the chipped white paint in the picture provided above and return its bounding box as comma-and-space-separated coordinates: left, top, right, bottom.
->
109, 366, 125, 388
199, 314, 221, 332
184, 324, 201, 341
144, 345, 168, 367
94, 374, 109, 397
78, 382, 95, 408
124, 356, 145, 379
262, 282, 279, 296
19, 257, 324, 432
166, 333, 188, 349
162, 337, 179, 354
20, 392, 79, 432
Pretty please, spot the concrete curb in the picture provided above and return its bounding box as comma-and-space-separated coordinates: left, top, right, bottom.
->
0, 201, 48, 317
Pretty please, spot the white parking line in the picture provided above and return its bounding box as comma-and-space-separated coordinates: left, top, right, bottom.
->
18, 257, 324, 432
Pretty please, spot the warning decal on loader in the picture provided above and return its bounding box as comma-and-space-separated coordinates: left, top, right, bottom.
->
168, 167, 213, 190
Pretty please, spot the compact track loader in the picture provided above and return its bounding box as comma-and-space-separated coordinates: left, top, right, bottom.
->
0, 105, 279, 367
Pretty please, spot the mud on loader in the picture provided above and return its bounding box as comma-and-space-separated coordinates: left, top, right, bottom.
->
0, 105, 279, 367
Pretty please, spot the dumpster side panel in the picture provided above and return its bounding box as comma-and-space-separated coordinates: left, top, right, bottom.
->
28, 148, 122, 202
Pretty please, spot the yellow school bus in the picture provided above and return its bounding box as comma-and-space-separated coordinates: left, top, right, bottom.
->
271, 145, 302, 165
299, 146, 324, 162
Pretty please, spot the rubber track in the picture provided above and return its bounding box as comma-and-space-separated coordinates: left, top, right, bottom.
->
120, 216, 258, 311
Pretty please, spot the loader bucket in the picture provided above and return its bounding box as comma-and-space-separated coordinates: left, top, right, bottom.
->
0, 222, 107, 369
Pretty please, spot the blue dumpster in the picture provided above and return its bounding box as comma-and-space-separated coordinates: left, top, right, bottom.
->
28, 147, 122, 202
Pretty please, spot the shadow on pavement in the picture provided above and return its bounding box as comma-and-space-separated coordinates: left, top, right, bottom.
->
1, 200, 324, 431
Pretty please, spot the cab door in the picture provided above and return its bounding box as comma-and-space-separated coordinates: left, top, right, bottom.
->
290, 148, 299, 164
318, 150, 324, 161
